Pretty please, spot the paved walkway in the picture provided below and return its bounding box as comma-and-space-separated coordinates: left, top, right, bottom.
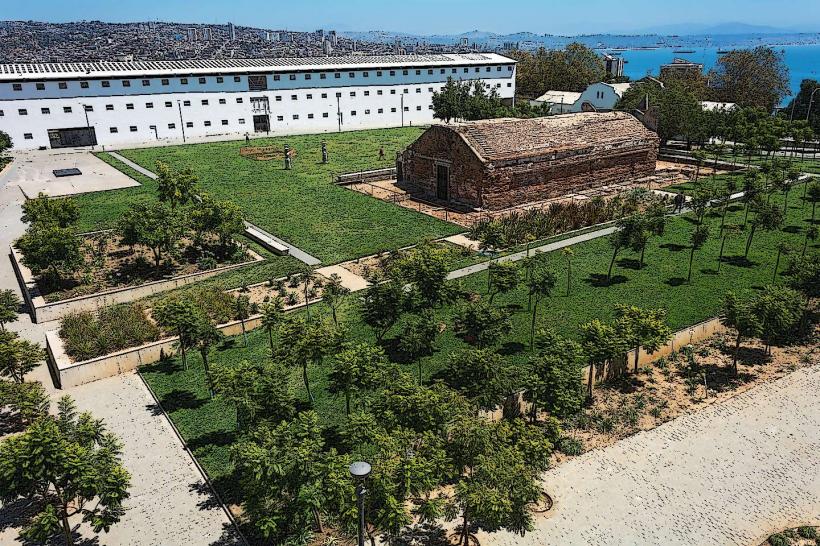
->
316, 263, 370, 291
483, 364, 820, 546
109, 151, 159, 180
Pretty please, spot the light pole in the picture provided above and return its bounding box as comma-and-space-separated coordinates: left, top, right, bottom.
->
177, 100, 187, 143
401, 94, 405, 127
806, 87, 820, 123
349, 461, 371, 546
81, 103, 94, 150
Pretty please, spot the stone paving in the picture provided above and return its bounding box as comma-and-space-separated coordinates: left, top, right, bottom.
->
481, 364, 820, 546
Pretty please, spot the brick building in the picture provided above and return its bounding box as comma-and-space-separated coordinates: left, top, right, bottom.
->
397, 112, 659, 210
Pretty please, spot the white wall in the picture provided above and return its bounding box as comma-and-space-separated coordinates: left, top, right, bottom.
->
572, 83, 622, 113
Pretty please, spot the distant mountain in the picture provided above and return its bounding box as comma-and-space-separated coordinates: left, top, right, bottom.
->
631, 22, 798, 35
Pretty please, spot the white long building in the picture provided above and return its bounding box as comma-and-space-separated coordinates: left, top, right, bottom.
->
0, 53, 516, 150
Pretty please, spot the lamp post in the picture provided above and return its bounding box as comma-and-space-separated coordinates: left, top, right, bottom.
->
81, 103, 94, 150
806, 87, 820, 123
177, 100, 187, 143
349, 461, 371, 546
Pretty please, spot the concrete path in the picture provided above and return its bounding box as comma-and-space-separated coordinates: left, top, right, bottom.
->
108, 151, 158, 180
444, 233, 481, 251
446, 226, 618, 280
316, 263, 370, 291
483, 364, 820, 546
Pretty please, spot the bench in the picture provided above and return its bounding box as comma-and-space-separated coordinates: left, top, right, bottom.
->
244, 224, 290, 256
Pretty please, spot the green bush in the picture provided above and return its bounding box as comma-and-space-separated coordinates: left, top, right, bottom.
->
155, 286, 236, 328
60, 304, 160, 361
557, 436, 584, 456
798, 526, 817, 539
768, 533, 790, 546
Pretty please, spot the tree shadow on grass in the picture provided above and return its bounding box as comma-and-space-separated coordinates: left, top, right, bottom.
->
665, 277, 687, 287
721, 255, 756, 268
584, 273, 628, 287
659, 242, 687, 252
700, 268, 720, 275
160, 389, 207, 412
187, 430, 237, 452
498, 341, 526, 356
617, 258, 642, 270
142, 352, 183, 376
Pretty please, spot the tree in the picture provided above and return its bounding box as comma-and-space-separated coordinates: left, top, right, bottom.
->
444, 348, 511, 412
212, 359, 294, 430
691, 149, 708, 182
280, 316, 332, 404
626, 203, 667, 269
709, 47, 790, 111
720, 292, 763, 374
296, 264, 319, 320
155, 160, 197, 209
360, 280, 406, 343
398, 309, 439, 383
717, 224, 742, 272
580, 320, 624, 398
0, 130, 11, 157
526, 266, 557, 350
390, 242, 451, 309
487, 261, 519, 303
234, 293, 251, 347
189, 193, 244, 252
772, 242, 793, 283
687, 225, 710, 283
526, 330, 585, 420
614, 305, 671, 373
453, 299, 512, 348
16, 224, 83, 286
260, 297, 285, 357
321, 273, 349, 327
432, 77, 469, 123
153, 298, 200, 370
606, 219, 633, 282
744, 201, 784, 258
803, 225, 819, 257
0, 331, 45, 383
807, 181, 820, 224
617, 80, 703, 144
0, 396, 130, 546
509, 43, 605, 96
191, 317, 223, 398
0, 289, 21, 330
752, 285, 805, 355
328, 342, 390, 415
117, 202, 182, 268
0, 379, 49, 428
21, 193, 79, 228
561, 246, 574, 296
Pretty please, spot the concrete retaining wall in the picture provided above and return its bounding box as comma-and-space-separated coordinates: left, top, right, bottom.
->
11, 244, 264, 324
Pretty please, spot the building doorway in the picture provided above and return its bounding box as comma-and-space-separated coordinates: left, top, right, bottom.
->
47, 127, 97, 149
253, 114, 270, 133
436, 164, 449, 201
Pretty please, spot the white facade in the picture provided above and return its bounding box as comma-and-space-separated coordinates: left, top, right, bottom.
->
0, 54, 516, 150
531, 90, 582, 114
572, 82, 632, 113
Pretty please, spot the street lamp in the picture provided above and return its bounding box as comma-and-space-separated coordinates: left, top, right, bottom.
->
81, 103, 94, 150
177, 100, 187, 143
349, 461, 371, 546
806, 87, 820, 123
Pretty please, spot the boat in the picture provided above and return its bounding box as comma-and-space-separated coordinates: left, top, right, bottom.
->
673, 49, 696, 54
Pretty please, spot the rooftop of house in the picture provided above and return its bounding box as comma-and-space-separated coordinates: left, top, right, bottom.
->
534, 90, 582, 104
443, 112, 658, 163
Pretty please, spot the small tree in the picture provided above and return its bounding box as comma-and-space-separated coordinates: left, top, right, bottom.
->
453, 299, 512, 348
191, 317, 223, 398
606, 221, 632, 283
390, 242, 451, 309
527, 330, 585, 421
16, 224, 84, 287
717, 224, 742, 272
614, 305, 671, 373
0, 289, 21, 330
580, 319, 624, 398
21, 193, 79, 228
561, 246, 574, 296
687, 225, 710, 283
444, 347, 510, 412
806, 181, 820, 224
321, 273, 350, 327
361, 280, 406, 343
803, 224, 819, 257
691, 149, 708, 181
117, 202, 182, 268
0, 130, 11, 158
752, 285, 805, 355
744, 201, 783, 258
0, 331, 45, 383
328, 342, 390, 415
297, 264, 319, 320
260, 297, 285, 357
0, 379, 49, 428
212, 359, 294, 430
280, 316, 332, 404
720, 292, 763, 374
155, 160, 197, 209
0, 396, 130, 546
526, 266, 557, 350
487, 261, 519, 303
153, 298, 200, 370
398, 309, 439, 384
772, 242, 792, 282
234, 293, 251, 347
190, 193, 244, 252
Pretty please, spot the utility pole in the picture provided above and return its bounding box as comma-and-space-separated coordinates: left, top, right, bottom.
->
81, 104, 94, 150
401, 94, 404, 127
337, 95, 342, 132
177, 100, 187, 143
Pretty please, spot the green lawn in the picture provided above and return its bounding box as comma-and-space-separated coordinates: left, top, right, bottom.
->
141, 183, 817, 499
78, 128, 462, 265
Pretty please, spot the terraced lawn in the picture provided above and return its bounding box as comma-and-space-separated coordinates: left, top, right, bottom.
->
77, 127, 462, 265
141, 183, 817, 501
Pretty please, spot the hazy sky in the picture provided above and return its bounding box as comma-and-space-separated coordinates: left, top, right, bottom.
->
4, 0, 819, 35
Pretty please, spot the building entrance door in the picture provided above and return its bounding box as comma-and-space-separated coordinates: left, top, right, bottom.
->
47, 127, 97, 148
436, 165, 449, 201
253, 114, 270, 133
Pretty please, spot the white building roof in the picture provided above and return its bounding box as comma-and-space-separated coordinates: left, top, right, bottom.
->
607, 82, 633, 96
0, 53, 516, 81
534, 90, 582, 104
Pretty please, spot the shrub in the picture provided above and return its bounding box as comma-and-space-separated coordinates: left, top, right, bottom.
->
557, 436, 584, 456
798, 527, 817, 539
768, 533, 790, 546
154, 286, 236, 327
60, 304, 160, 361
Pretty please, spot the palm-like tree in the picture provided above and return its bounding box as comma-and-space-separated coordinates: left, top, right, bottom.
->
193, 318, 223, 398
234, 293, 251, 347
527, 266, 557, 350
561, 246, 574, 296
260, 297, 285, 357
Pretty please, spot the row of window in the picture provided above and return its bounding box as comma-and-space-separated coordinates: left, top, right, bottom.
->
8, 65, 514, 92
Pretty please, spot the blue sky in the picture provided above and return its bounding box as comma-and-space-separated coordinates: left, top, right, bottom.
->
4, 0, 819, 35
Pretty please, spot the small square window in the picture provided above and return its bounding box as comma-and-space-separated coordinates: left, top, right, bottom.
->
291, 95, 297, 100
183, 100, 191, 106
18, 108, 27, 115
216, 76, 224, 83
321, 93, 327, 98
142, 79, 150, 86
428, 104, 434, 110
0, 110, 4, 116
59, 82, 68, 89
81, 81, 90, 88
110, 127, 118, 133
377, 71, 383, 76
428, 87, 434, 92
403, 70, 409, 75
84, 105, 93, 112
293, 114, 299, 120
146, 102, 153, 109
12, 84, 22, 91
440, 69, 445, 74
415, 70, 421, 75
322, 112, 329, 118
122, 80, 131, 87
180, 78, 188, 85
404, 106, 409, 112
389, 70, 396, 76
320, 73, 327, 80
222, 119, 228, 125
162, 78, 170, 85
236, 97, 243, 103
41, 107, 50, 114
349, 72, 355, 78
508, 65, 513, 71
475, 67, 480, 73
308, 113, 314, 119
129, 126, 138, 132
273, 75, 281, 81
35, 82, 45, 90
201, 99, 209, 105
186, 121, 193, 128
378, 108, 384, 113
335, 73, 341, 79
305, 74, 311, 80
23, 133, 33, 140
336, 92, 342, 98
391, 107, 397, 113
403, 89, 409, 94
497, 66, 502, 71
204, 121, 211, 127
234, 76, 241, 82
416, 105, 422, 111
289, 74, 296, 81
365, 109, 370, 115
165, 101, 172, 107
306, 94, 313, 99
363, 72, 369, 78
377, 90, 383, 96
507, 83, 512, 87
428, 69, 433, 75
452, 68, 457, 73
168, 123, 176, 129
219, 98, 226, 104
239, 118, 245, 124
126, 104, 134, 110
106, 104, 114, 111
416, 88, 421, 93
390, 89, 396, 95
464, 68, 469, 73
199, 77, 206, 84
350, 110, 356, 116
277, 115, 284, 121
63, 106, 72, 113
486, 67, 491, 72
275, 96, 282, 101
349, 91, 356, 97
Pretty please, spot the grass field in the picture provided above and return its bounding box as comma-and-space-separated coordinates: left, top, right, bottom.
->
141, 183, 818, 500
77, 128, 462, 265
